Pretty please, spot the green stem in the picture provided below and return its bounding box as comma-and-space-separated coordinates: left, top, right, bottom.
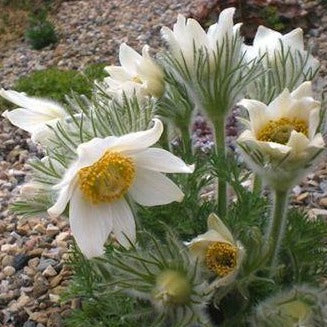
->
266, 189, 289, 273
213, 115, 227, 217
253, 174, 262, 195
179, 123, 192, 159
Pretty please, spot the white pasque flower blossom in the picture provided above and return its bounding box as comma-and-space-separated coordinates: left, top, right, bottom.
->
103, 43, 165, 98
237, 81, 325, 191
244, 25, 319, 77
48, 119, 194, 258
1, 89, 67, 142
187, 213, 245, 289
161, 7, 241, 69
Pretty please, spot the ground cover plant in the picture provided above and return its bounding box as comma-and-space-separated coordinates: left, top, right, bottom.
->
1, 7, 326, 327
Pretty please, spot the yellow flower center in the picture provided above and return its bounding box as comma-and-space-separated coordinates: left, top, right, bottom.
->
257, 117, 308, 145
205, 242, 237, 277
132, 75, 143, 84
78, 151, 135, 204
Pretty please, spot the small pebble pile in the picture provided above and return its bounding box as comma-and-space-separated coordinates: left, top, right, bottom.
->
0, 1, 327, 326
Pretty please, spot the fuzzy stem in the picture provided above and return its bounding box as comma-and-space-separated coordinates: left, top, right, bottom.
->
179, 123, 192, 159
213, 115, 227, 217
267, 189, 289, 273
253, 174, 262, 194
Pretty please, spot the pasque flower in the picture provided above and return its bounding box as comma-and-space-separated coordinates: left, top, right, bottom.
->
187, 213, 244, 289
161, 7, 241, 70
1, 89, 66, 142
244, 26, 319, 73
48, 119, 194, 258
237, 82, 325, 191
103, 43, 165, 98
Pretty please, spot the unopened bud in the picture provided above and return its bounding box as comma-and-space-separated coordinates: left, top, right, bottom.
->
153, 270, 191, 306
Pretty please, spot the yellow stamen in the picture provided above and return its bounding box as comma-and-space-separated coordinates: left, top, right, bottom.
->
205, 242, 237, 277
78, 151, 135, 204
132, 75, 143, 84
257, 117, 308, 145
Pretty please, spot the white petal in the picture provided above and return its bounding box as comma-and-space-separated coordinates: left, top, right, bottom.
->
105, 66, 132, 81
111, 198, 135, 248
109, 118, 163, 152
76, 136, 117, 165
119, 43, 141, 74
48, 177, 77, 217
291, 81, 313, 99
286, 98, 320, 123
282, 28, 304, 51
268, 88, 292, 118
187, 18, 207, 47
253, 25, 281, 50
308, 133, 325, 149
133, 148, 194, 173
0, 89, 65, 116
207, 213, 234, 244
69, 189, 113, 258
128, 167, 184, 206
3, 108, 57, 133
286, 130, 310, 153
238, 99, 269, 133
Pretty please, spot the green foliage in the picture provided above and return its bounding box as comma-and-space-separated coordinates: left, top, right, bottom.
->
84, 63, 108, 82
261, 6, 285, 32
280, 209, 327, 284
25, 10, 57, 50
14, 68, 92, 102
138, 156, 215, 240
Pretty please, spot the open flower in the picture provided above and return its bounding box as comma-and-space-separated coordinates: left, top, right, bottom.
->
1, 89, 66, 142
187, 213, 244, 289
103, 43, 165, 98
244, 26, 319, 86
48, 119, 194, 258
237, 82, 325, 191
161, 8, 240, 70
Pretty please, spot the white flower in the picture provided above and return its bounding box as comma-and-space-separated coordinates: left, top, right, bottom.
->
103, 43, 165, 98
48, 119, 194, 258
161, 8, 240, 69
1, 89, 66, 142
237, 82, 325, 191
244, 26, 319, 76
187, 213, 244, 289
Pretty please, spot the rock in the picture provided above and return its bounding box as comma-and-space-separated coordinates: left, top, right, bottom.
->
49, 293, 60, 303
55, 232, 70, 242
34, 224, 46, 234
33, 277, 49, 297
28, 257, 40, 270
23, 321, 37, 327
49, 274, 63, 288
3, 265, 16, 276
1, 243, 18, 253
46, 225, 60, 237
2, 254, 14, 267
47, 312, 64, 327
13, 253, 30, 270
319, 197, 327, 208
42, 265, 57, 277
8, 293, 31, 311
37, 258, 57, 272
29, 311, 48, 325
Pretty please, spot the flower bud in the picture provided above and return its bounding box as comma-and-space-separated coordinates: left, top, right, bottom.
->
153, 270, 191, 306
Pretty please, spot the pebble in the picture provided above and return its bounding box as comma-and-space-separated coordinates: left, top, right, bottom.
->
3, 266, 16, 277
42, 265, 57, 277
13, 253, 30, 270
46, 225, 60, 238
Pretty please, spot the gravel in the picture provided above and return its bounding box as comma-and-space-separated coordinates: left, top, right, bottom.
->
0, 0, 326, 326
